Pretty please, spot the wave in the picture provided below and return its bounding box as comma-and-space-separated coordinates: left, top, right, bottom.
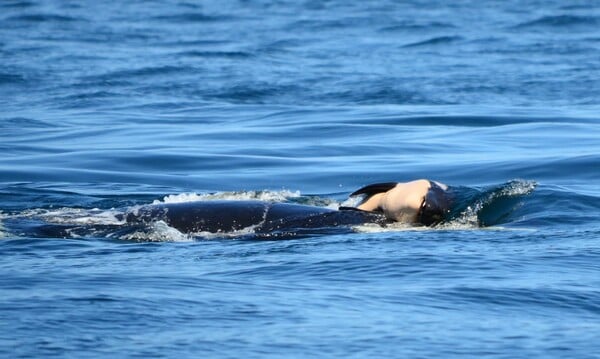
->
5, 13, 81, 22
320, 86, 441, 105
11, 207, 125, 226
560, 4, 595, 11
342, 114, 597, 128
53, 91, 121, 109
208, 83, 303, 104
84, 65, 198, 83
114, 220, 192, 242
443, 180, 537, 228
0, 73, 26, 85
515, 15, 600, 29
379, 21, 456, 32
176, 51, 253, 59
1, 1, 35, 8
0, 117, 55, 130
153, 190, 302, 204
0, 212, 7, 238
151, 13, 234, 23
402, 36, 463, 48
435, 286, 600, 314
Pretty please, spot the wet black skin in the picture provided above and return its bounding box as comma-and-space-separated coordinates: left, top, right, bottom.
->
3, 201, 388, 239
125, 200, 387, 234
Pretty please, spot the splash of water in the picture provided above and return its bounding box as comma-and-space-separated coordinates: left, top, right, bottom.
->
0, 211, 6, 238
153, 190, 301, 204
442, 179, 537, 229
13, 207, 125, 226
116, 220, 193, 242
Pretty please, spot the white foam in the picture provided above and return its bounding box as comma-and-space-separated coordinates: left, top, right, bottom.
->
352, 220, 488, 233
190, 225, 260, 240
153, 189, 301, 205
442, 205, 480, 229
499, 179, 537, 196
352, 222, 416, 233
17, 207, 125, 226
118, 221, 193, 242
438, 179, 537, 230
0, 211, 6, 238
353, 221, 515, 233
339, 196, 362, 208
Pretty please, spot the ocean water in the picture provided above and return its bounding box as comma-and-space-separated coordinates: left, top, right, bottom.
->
1, 0, 600, 357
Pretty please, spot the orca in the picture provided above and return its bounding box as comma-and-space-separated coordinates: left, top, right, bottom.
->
2, 180, 452, 239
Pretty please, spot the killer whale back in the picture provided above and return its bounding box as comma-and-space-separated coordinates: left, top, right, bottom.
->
126, 200, 335, 233
125, 200, 387, 234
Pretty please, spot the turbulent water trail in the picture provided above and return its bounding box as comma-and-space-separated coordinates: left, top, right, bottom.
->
0, 180, 538, 241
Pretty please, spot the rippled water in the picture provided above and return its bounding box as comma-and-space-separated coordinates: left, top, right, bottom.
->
1, 0, 600, 357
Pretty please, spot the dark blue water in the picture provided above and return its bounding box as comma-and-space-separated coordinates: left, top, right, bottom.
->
2, 0, 600, 357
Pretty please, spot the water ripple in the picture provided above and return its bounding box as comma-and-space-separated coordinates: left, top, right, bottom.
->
151, 13, 236, 23
437, 286, 600, 315
516, 15, 600, 29
5, 14, 81, 23
402, 35, 464, 48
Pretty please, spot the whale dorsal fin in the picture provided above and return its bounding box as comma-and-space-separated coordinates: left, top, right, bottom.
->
350, 182, 398, 197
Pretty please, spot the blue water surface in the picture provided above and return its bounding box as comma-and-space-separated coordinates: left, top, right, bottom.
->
1, 0, 600, 357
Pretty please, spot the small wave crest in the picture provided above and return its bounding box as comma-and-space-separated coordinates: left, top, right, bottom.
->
0, 73, 26, 85
353, 222, 416, 233
14, 207, 125, 226
176, 50, 253, 59
379, 21, 456, 32
442, 179, 536, 229
6, 13, 80, 23
116, 221, 192, 242
402, 36, 463, 48
153, 190, 301, 204
515, 15, 600, 29
0, 211, 7, 238
151, 13, 234, 23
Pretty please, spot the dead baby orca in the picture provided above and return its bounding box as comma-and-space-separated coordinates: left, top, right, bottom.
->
350, 179, 451, 226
